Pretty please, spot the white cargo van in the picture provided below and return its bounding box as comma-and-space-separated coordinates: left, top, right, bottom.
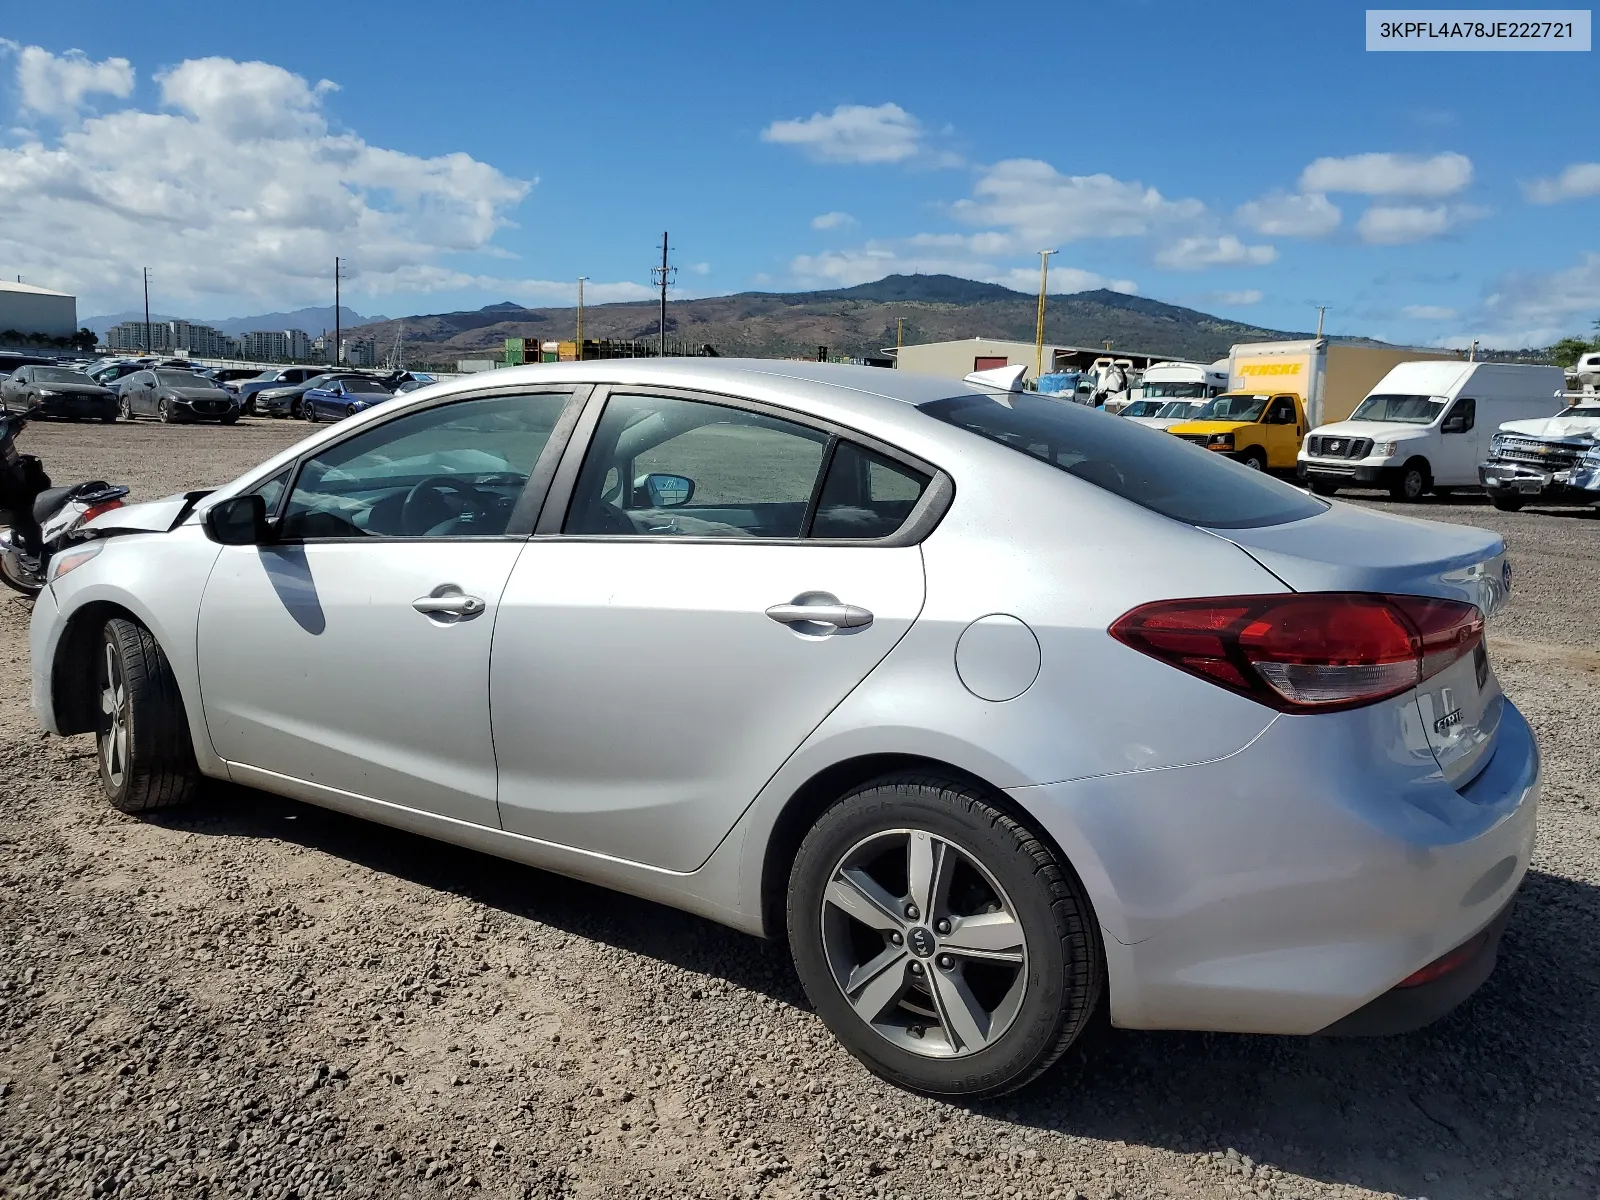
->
1297, 361, 1567, 500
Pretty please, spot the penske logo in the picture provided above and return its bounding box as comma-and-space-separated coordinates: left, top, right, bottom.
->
1238, 362, 1304, 377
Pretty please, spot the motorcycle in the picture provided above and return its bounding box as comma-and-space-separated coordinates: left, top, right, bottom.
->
0, 412, 130, 597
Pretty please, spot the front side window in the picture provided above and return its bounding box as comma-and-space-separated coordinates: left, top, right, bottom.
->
1444, 397, 1475, 432
919, 392, 1325, 530
1266, 397, 1297, 424
280, 392, 570, 540
564, 394, 829, 538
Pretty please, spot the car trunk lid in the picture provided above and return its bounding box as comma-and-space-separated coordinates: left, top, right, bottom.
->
1207, 502, 1509, 788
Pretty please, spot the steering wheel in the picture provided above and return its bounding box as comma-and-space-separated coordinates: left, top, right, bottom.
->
400, 475, 489, 535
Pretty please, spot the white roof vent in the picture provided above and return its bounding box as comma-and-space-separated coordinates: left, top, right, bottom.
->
964, 364, 1028, 393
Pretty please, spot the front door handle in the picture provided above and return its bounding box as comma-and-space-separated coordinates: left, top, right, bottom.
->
413, 589, 485, 617
766, 601, 873, 630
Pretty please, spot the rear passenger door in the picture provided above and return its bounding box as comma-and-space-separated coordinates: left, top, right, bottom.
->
490, 387, 939, 872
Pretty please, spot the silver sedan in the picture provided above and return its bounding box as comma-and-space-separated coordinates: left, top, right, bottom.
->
30, 360, 1538, 1096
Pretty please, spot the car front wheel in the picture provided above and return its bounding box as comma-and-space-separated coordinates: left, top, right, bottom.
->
97, 618, 202, 813
788, 775, 1103, 1097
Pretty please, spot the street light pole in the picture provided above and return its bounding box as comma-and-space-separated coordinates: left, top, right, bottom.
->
576, 277, 587, 360
142, 267, 151, 354
334, 256, 341, 365
1034, 249, 1057, 383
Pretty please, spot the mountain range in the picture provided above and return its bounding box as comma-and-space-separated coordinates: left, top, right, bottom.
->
81, 306, 386, 338
340, 277, 1341, 367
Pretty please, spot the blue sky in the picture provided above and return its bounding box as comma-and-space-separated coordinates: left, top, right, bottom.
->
2, 0, 1597, 347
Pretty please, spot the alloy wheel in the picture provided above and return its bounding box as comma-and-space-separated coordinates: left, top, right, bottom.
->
820, 828, 1028, 1058
99, 641, 129, 792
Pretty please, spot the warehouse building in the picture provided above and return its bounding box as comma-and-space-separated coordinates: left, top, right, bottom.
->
894, 337, 1172, 382
0, 280, 78, 340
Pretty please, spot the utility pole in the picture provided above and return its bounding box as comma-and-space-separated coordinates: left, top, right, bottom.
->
896, 317, 904, 353
576, 277, 587, 359
1034, 250, 1057, 382
650, 232, 676, 358
142, 267, 151, 354
334, 256, 342, 365
1316, 305, 1327, 339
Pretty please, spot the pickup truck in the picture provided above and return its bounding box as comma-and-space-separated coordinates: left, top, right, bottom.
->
1479, 394, 1600, 511
1166, 391, 1307, 471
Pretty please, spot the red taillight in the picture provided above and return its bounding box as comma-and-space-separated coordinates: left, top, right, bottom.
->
81, 499, 124, 524
1109, 593, 1483, 713
1396, 928, 1490, 988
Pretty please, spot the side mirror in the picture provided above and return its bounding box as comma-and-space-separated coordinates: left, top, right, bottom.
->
637, 472, 695, 508
1442, 415, 1469, 434
204, 494, 268, 545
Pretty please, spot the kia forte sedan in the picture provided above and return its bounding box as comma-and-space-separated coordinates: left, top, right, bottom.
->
30, 360, 1538, 1097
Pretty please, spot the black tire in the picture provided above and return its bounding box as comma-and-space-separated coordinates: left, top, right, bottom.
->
788, 774, 1103, 1098
346, 404, 358, 418
96, 618, 201, 813
1308, 480, 1339, 496
119, 396, 134, 421
1388, 460, 1430, 502
289, 399, 302, 420
1239, 448, 1266, 472
1490, 494, 1525, 512
100, 412, 116, 424
305, 402, 318, 424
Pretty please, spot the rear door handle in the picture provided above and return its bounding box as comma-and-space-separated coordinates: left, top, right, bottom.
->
413, 590, 485, 617
765, 602, 873, 629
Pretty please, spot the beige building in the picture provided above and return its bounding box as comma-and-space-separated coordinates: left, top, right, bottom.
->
0, 280, 77, 340
895, 338, 1171, 383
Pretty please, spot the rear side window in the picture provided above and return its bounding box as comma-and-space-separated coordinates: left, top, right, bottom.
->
811, 442, 929, 539
918, 393, 1325, 529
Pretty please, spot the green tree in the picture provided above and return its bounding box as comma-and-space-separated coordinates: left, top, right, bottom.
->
1551, 336, 1592, 368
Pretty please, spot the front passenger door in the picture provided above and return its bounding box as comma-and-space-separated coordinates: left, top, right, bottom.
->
197, 389, 578, 825
1262, 395, 1299, 467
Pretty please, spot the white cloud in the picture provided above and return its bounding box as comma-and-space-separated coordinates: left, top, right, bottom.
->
1523, 162, 1600, 204
1463, 252, 1600, 347
10, 44, 135, 118
1209, 289, 1264, 306
1235, 191, 1340, 237
1402, 304, 1457, 320
761, 103, 922, 165
810, 210, 857, 230
690, 261, 711, 276
0, 49, 531, 312
1355, 203, 1487, 244
953, 159, 1205, 244
1154, 235, 1277, 270
1299, 151, 1473, 197
788, 239, 1136, 295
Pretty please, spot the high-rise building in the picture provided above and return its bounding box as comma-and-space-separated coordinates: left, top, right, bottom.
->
284, 329, 312, 360
238, 330, 289, 360
167, 320, 234, 358
340, 338, 377, 367
106, 321, 171, 352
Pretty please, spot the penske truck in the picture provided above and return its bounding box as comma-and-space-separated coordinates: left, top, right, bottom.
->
1227, 339, 1460, 429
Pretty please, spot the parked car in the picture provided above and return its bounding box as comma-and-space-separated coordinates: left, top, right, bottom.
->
0, 352, 57, 376
1479, 392, 1600, 510
235, 367, 330, 415
1167, 391, 1307, 471
1125, 398, 1208, 431
1, 365, 118, 421
255, 372, 373, 419
302, 376, 394, 422
1298, 363, 1568, 500
31, 360, 1535, 1099
116, 369, 241, 424
204, 368, 262, 388
87, 360, 152, 391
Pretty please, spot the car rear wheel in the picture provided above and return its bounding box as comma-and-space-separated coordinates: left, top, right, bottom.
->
97, 618, 201, 813
788, 775, 1103, 1098
1490, 494, 1525, 512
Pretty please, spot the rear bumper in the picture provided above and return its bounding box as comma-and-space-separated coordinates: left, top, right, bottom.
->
1007, 694, 1540, 1036
1317, 894, 1516, 1035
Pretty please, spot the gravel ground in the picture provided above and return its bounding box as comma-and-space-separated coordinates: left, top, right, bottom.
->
1, 423, 1597, 1200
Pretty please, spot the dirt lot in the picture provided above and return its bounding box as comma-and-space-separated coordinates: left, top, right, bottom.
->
1, 419, 1597, 1200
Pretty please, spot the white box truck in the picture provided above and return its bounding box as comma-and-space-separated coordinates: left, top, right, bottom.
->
1297, 361, 1568, 500
1118, 360, 1229, 426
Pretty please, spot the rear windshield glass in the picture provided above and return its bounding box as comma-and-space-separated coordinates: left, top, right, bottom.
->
918, 393, 1326, 529
342, 379, 389, 393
